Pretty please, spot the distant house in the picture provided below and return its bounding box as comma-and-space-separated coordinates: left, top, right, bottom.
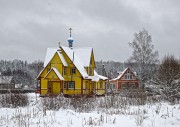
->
0, 74, 15, 89
109, 67, 140, 93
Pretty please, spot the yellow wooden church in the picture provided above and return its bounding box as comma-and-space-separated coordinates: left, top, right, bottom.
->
37, 29, 107, 97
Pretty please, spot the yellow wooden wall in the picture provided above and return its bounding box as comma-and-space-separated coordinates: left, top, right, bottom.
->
39, 48, 106, 96
40, 78, 48, 95
63, 77, 82, 95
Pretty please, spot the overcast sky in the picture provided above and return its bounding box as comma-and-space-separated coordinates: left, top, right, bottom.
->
0, 0, 180, 63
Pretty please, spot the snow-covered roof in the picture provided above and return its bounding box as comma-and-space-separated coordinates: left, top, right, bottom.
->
109, 67, 138, 81
43, 46, 93, 67
109, 68, 129, 81
44, 68, 64, 80
94, 70, 108, 80
61, 46, 88, 78
73, 47, 92, 67
98, 74, 108, 81
44, 48, 57, 67
52, 68, 64, 80
0, 76, 13, 84
37, 68, 44, 79
88, 70, 108, 82
42, 46, 107, 80
44, 48, 68, 67
57, 52, 68, 66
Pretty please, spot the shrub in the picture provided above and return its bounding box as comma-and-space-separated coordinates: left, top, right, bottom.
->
0, 93, 29, 108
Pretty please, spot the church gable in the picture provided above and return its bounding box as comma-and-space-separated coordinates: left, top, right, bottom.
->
37, 52, 64, 79
44, 68, 64, 80
51, 52, 61, 64
50, 52, 63, 73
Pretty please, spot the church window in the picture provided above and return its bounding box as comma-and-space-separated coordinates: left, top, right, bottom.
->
64, 67, 67, 75
71, 68, 76, 74
68, 81, 75, 89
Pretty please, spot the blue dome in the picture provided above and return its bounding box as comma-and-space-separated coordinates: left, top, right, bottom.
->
68, 37, 74, 43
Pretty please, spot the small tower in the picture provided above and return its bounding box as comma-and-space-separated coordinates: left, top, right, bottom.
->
68, 28, 74, 48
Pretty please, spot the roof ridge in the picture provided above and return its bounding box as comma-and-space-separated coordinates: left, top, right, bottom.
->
73, 47, 92, 49
61, 46, 88, 78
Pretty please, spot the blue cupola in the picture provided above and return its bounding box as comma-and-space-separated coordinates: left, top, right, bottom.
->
68, 28, 74, 48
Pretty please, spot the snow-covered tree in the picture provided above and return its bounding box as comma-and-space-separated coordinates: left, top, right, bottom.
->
156, 55, 180, 101
0, 59, 43, 88
128, 28, 159, 89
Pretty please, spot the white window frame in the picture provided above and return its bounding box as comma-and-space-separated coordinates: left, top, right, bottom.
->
68, 81, 75, 89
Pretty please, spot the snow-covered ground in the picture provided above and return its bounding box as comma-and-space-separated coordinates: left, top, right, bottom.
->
0, 93, 180, 127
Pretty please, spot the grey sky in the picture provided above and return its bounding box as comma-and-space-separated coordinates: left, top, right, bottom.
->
0, 0, 180, 62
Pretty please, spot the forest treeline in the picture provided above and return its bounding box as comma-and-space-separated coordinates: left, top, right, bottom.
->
0, 59, 137, 88
0, 59, 43, 88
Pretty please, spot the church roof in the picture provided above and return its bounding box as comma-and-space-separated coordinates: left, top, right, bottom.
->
43, 48, 57, 67
73, 47, 92, 67
42, 46, 107, 80
43, 48, 68, 67
57, 52, 68, 66
43, 46, 94, 79
43, 47, 93, 67
61, 46, 89, 78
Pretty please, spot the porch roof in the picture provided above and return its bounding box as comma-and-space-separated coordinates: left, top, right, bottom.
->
44, 67, 64, 80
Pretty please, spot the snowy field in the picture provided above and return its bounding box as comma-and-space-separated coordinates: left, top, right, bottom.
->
0, 93, 180, 127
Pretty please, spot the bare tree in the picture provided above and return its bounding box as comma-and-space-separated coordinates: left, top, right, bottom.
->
156, 55, 180, 101
128, 28, 159, 89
